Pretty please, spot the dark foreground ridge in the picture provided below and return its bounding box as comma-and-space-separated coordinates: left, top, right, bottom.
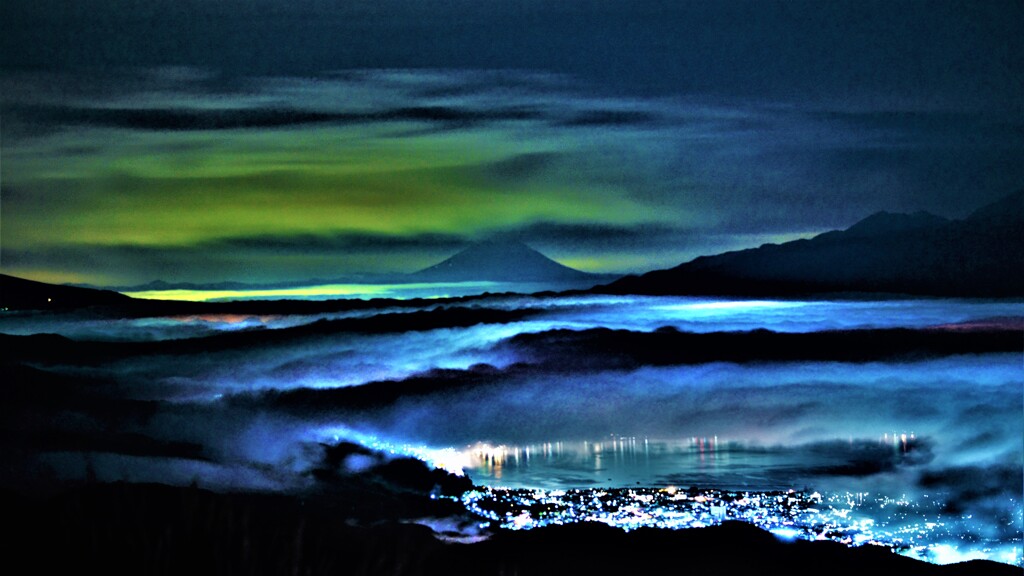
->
0, 273, 132, 309
6, 482, 1016, 576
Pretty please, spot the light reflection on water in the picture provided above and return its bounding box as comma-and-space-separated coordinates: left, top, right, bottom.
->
456, 435, 1023, 567
462, 435, 918, 491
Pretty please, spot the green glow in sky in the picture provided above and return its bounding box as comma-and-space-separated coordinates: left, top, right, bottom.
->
6, 126, 649, 245
3, 114, 686, 285
5, 64, 1017, 287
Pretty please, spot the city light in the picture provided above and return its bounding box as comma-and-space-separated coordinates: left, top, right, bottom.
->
460, 486, 1024, 566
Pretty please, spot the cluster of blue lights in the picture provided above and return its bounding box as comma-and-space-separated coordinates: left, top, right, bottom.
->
461, 486, 1023, 566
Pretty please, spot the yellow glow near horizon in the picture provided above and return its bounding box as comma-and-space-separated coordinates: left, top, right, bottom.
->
122, 281, 500, 302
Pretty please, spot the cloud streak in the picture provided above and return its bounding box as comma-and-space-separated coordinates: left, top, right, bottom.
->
19, 103, 546, 132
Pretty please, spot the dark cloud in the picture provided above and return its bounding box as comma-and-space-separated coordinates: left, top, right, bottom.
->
28, 105, 355, 131
216, 231, 467, 255
918, 462, 1023, 507
229, 364, 513, 416
3, 244, 193, 283
479, 152, 561, 182
378, 106, 541, 124
555, 109, 661, 128
954, 430, 1006, 452
500, 326, 1024, 370
917, 461, 1024, 540
802, 438, 935, 477
488, 221, 687, 250
814, 109, 1024, 141
2, 232, 469, 282
16, 103, 544, 132
5, 0, 1020, 113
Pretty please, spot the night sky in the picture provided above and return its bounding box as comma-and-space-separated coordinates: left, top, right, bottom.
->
2, 0, 1022, 285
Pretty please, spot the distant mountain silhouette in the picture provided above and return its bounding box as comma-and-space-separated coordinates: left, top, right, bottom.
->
841, 211, 950, 237
600, 190, 1024, 298
91, 243, 609, 294
117, 279, 256, 292
1, 274, 133, 310
86, 274, 416, 293
412, 240, 597, 283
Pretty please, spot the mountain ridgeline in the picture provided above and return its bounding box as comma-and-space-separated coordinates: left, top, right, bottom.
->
600, 190, 1024, 298
2, 192, 1021, 308
412, 240, 598, 283
0, 274, 133, 310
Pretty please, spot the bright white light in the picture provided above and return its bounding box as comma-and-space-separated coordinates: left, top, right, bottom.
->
924, 544, 992, 565
770, 527, 802, 540
312, 426, 470, 475
657, 300, 804, 312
